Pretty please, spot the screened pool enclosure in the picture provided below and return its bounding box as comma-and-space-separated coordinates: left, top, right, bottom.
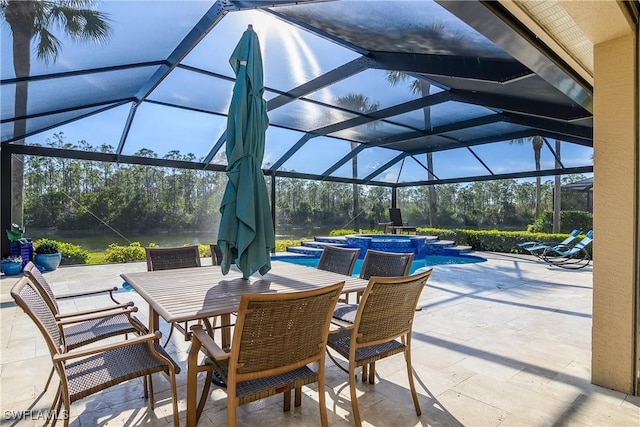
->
1, 0, 594, 254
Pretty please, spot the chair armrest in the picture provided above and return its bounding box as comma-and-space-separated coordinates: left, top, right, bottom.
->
55, 286, 121, 303
56, 306, 138, 326
191, 324, 229, 360
55, 301, 134, 319
543, 243, 571, 255
53, 331, 162, 362
517, 240, 542, 248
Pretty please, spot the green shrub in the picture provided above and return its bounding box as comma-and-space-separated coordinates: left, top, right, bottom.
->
413, 227, 592, 257
57, 241, 90, 265
276, 239, 308, 252
33, 238, 60, 254
329, 229, 382, 236
198, 243, 211, 258
529, 211, 593, 233
560, 211, 593, 233
329, 229, 356, 236
103, 242, 146, 263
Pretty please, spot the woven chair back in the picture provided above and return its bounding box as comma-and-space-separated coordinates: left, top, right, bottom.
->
231, 282, 344, 377
317, 246, 360, 276
359, 249, 414, 280
145, 245, 201, 271
23, 261, 60, 315
210, 244, 224, 265
355, 269, 432, 345
11, 277, 66, 355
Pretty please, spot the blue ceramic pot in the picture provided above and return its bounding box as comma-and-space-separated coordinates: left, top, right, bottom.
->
1, 261, 22, 276
34, 253, 62, 271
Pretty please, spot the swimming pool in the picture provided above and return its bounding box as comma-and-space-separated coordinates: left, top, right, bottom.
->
274, 254, 485, 275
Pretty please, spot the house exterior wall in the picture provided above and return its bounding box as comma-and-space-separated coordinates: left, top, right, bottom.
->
592, 32, 638, 394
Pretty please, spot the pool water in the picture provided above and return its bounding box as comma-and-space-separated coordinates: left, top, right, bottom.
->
122, 254, 485, 291
276, 254, 485, 275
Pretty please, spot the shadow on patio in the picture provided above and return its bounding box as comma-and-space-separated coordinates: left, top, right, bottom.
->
1, 252, 638, 426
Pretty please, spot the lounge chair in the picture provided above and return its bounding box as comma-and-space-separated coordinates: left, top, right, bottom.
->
387, 208, 417, 234
542, 230, 593, 269
517, 229, 582, 257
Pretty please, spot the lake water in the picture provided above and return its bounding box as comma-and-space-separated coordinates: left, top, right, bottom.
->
26, 227, 336, 251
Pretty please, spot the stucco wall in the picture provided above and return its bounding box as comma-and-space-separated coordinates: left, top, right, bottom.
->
592, 33, 637, 393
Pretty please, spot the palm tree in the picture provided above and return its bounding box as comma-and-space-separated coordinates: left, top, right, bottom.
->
335, 93, 380, 230
509, 136, 545, 218
2, 0, 111, 227
386, 71, 439, 227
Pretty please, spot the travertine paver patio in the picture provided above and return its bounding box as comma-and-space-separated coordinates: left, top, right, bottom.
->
1, 252, 638, 426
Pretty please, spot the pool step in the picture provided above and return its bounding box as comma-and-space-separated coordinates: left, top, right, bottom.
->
429, 240, 456, 248
286, 246, 324, 257
314, 236, 348, 244
287, 236, 475, 258
447, 245, 473, 254
302, 241, 349, 250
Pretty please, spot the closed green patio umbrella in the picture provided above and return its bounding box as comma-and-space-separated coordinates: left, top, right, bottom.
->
218, 25, 275, 279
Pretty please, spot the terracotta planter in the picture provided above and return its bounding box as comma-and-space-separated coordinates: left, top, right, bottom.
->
35, 253, 62, 271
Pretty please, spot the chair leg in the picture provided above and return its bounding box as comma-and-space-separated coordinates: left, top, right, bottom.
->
283, 389, 291, 411
148, 375, 155, 409
368, 362, 375, 384
62, 397, 69, 427
162, 323, 175, 348
46, 383, 61, 426
168, 372, 179, 427
43, 366, 55, 392
52, 387, 64, 427
349, 362, 362, 427
196, 370, 214, 421
227, 384, 238, 427
405, 348, 421, 416
318, 363, 329, 427
294, 386, 302, 407
143, 375, 149, 399
361, 364, 368, 382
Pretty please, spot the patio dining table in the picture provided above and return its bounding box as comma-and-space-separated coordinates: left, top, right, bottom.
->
120, 260, 368, 348
122, 260, 368, 426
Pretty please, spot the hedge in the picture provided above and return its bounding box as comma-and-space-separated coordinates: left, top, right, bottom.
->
416, 227, 592, 256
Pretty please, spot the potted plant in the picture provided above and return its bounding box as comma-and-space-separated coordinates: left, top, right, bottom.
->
34, 239, 62, 271
1, 255, 23, 276
6, 223, 33, 269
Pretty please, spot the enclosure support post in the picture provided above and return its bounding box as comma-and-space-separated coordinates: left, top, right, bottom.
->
270, 172, 276, 253
1, 148, 12, 257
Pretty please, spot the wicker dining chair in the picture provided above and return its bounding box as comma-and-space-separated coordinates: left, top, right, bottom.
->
145, 245, 201, 346
317, 246, 360, 276
354, 249, 414, 303
145, 245, 201, 271
11, 277, 180, 427
317, 246, 360, 303
23, 261, 146, 392
327, 269, 433, 427
210, 244, 224, 266
23, 261, 128, 315
186, 281, 345, 427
